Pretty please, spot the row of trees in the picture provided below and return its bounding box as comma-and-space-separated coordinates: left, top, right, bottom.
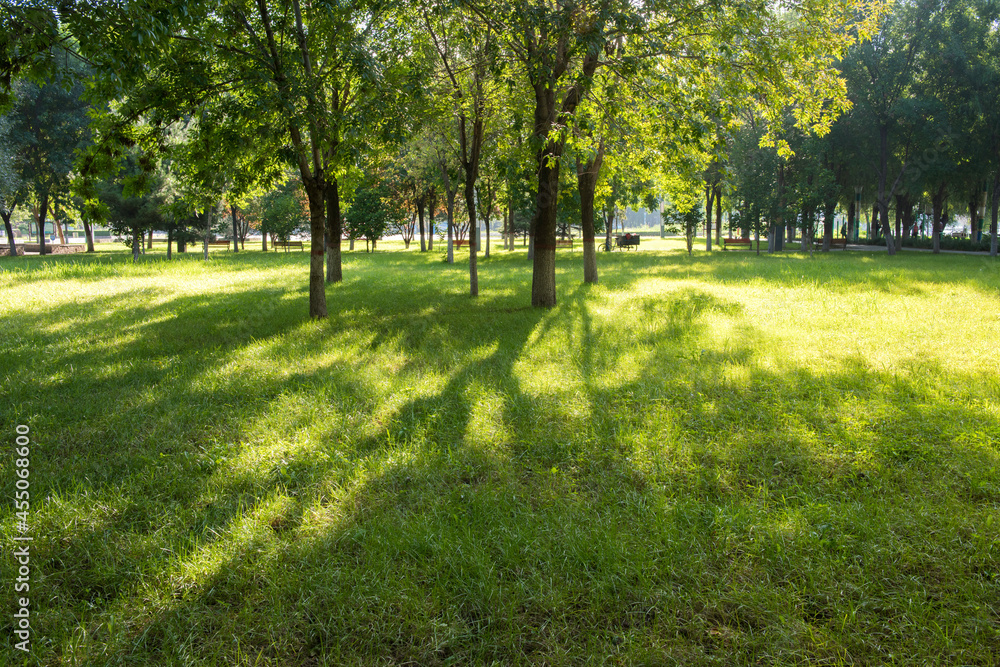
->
718, 0, 1000, 257
4, 0, 893, 315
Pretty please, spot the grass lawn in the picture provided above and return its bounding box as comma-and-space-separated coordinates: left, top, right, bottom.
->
1, 243, 999, 666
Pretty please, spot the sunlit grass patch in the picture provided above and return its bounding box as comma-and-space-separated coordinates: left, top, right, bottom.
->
1, 246, 998, 665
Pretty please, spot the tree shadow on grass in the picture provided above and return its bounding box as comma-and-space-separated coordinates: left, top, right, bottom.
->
3, 254, 999, 665
105, 288, 1000, 665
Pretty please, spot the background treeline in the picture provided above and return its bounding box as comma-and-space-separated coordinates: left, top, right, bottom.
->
2, 0, 996, 313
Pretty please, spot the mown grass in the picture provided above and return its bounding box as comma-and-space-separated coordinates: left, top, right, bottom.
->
1, 242, 999, 666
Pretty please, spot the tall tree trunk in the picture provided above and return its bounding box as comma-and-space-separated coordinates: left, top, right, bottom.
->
847, 200, 856, 242
83, 215, 94, 252
146, 227, 153, 250
822, 202, 835, 252
417, 196, 427, 252
991, 170, 999, 257
577, 145, 603, 285
463, 177, 478, 297
202, 208, 211, 260
801, 203, 812, 254
705, 184, 715, 252
53, 206, 66, 245
132, 225, 141, 262
326, 176, 343, 283
262, 230, 267, 251
714, 187, 722, 246
427, 190, 436, 251
877, 125, 897, 255
36, 193, 49, 256
969, 195, 978, 242
446, 194, 455, 265
932, 184, 947, 254
901, 199, 913, 247
232, 206, 240, 254
895, 194, 905, 253
167, 226, 173, 260
769, 164, 785, 253
303, 180, 328, 318
2, 211, 16, 256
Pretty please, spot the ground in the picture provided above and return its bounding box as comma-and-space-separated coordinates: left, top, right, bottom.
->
1, 241, 998, 665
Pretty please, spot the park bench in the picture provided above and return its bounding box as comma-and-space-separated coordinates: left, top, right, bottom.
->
616, 235, 640, 250
812, 236, 848, 250
722, 238, 753, 251
555, 239, 575, 250
453, 239, 475, 249
273, 241, 304, 251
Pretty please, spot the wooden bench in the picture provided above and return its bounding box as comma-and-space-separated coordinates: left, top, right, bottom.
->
812, 236, 848, 250
273, 241, 304, 251
616, 235, 640, 250
722, 238, 753, 250
453, 239, 475, 249
555, 239, 575, 250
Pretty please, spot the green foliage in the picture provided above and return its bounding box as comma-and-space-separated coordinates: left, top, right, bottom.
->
259, 181, 308, 243
345, 181, 408, 251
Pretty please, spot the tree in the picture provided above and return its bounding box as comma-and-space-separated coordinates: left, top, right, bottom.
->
61, 0, 413, 318
95, 153, 168, 263
4, 61, 92, 256
463, 0, 881, 306
345, 181, 406, 252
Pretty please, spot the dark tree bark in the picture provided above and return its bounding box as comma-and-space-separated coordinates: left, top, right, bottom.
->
83, 215, 95, 252
821, 201, 836, 252
991, 171, 999, 257
326, 176, 343, 283
769, 164, 785, 253
705, 184, 715, 252
427, 188, 436, 251
931, 184, 947, 254
132, 225, 141, 262
232, 205, 240, 254
2, 210, 16, 256
36, 193, 49, 257
577, 141, 604, 285
417, 193, 427, 252
146, 227, 153, 250
527, 44, 601, 307
876, 125, 898, 255
202, 208, 211, 260
167, 226, 173, 260
714, 186, 722, 246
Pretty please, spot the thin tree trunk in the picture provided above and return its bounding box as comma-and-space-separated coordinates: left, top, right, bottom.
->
37, 193, 48, 256
417, 196, 427, 252
2, 212, 16, 256
203, 208, 211, 260
769, 165, 785, 253
83, 216, 94, 252
932, 184, 946, 254
705, 185, 715, 252
167, 226, 173, 260
464, 180, 478, 297
326, 176, 343, 283
146, 227, 152, 250
577, 146, 603, 284
822, 202, 835, 252
303, 181, 328, 318
714, 187, 722, 246
446, 196, 455, 264
262, 230, 267, 251
132, 225, 141, 262
232, 206, 240, 254
991, 170, 999, 257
